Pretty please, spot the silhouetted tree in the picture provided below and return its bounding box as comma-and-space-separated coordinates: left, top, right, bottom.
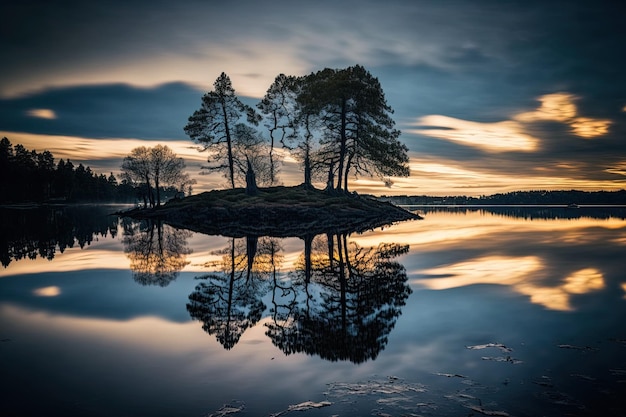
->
297, 65, 409, 192
184, 72, 260, 189
149, 144, 192, 206
0, 138, 132, 203
121, 145, 192, 207
121, 146, 155, 207
257, 73, 298, 185
231, 123, 272, 191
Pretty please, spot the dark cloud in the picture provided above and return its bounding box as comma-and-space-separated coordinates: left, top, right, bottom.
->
2, 0, 625, 192
0, 82, 205, 139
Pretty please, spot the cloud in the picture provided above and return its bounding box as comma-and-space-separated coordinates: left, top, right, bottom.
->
26, 109, 57, 120
409, 92, 613, 155
408, 115, 539, 152
0, 0, 555, 99
0, 83, 205, 140
514, 93, 611, 139
514, 93, 578, 122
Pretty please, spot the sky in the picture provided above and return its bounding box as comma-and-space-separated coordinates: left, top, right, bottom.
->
2, 0, 626, 196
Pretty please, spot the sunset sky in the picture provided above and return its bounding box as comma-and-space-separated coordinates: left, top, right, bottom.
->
2, 0, 626, 196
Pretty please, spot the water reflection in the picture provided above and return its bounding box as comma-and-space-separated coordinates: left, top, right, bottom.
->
414, 205, 626, 220
0, 206, 119, 267
121, 218, 192, 286
265, 233, 411, 363
2, 207, 626, 416
187, 237, 278, 349
185, 230, 412, 362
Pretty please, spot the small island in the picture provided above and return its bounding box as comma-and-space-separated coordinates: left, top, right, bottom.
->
119, 185, 421, 237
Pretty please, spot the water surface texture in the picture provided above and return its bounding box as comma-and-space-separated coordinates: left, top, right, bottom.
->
1, 206, 625, 416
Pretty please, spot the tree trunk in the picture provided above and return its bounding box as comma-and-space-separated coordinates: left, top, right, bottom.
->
154, 170, 161, 206
303, 153, 312, 188
336, 97, 348, 191
221, 101, 236, 189
246, 235, 258, 283
343, 151, 354, 193
325, 159, 335, 193
245, 159, 258, 196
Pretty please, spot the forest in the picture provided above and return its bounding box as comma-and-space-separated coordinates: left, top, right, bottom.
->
0, 137, 180, 204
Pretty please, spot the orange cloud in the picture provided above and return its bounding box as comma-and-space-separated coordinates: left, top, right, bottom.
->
411, 93, 612, 152
514, 93, 578, 122
25, 108, 57, 120
514, 92, 611, 139
408, 115, 539, 152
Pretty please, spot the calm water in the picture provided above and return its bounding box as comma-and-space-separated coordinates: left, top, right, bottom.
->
1, 205, 625, 416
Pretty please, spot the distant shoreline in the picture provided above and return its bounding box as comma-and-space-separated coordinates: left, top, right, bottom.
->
397, 204, 626, 208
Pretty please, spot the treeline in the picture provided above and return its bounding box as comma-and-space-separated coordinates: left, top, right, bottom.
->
381, 190, 626, 205
0, 137, 134, 203
0, 137, 185, 204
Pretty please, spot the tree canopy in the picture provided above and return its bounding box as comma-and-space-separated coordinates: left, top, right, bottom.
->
297, 65, 409, 192
121, 144, 193, 207
185, 65, 410, 193
184, 72, 261, 189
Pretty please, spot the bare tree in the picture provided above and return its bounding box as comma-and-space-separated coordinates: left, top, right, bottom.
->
121, 145, 191, 207
121, 146, 154, 207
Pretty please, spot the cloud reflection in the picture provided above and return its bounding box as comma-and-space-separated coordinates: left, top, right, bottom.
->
415, 257, 606, 311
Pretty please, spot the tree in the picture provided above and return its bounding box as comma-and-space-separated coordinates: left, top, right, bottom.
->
184, 72, 260, 189
297, 65, 409, 192
121, 145, 191, 207
121, 146, 154, 207
231, 123, 273, 191
257, 74, 299, 185
149, 144, 190, 206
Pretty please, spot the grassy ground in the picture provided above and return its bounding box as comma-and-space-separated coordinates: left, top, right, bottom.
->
121, 185, 421, 237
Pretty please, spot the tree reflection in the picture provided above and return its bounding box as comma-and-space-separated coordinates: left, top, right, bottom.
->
187, 237, 281, 349
1, 206, 119, 267
122, 218, 191, 286
265, 233, 412, 363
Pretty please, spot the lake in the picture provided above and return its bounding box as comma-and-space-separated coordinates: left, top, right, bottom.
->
1, 205, 625, 416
